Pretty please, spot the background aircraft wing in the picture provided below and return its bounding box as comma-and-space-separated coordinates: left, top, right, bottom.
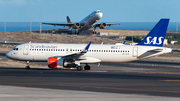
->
42, 23, 74, 27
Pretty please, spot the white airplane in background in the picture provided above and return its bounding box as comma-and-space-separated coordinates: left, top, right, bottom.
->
42, 10, 120, 34
6, 19, 172, 71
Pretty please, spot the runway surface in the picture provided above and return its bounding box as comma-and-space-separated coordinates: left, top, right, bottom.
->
0, 66, 180, 98
1, 52, 180, 100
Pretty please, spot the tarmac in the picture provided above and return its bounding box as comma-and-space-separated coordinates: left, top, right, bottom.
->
1, 52, 180, 100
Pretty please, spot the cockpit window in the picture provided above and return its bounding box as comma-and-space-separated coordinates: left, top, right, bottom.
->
95, 10, 101, 13
13, 47, 18, 51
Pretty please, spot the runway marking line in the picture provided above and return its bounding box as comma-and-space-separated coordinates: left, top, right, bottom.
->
160, 80, 180, 81
86, 70, 108, 72
113, 70, 180, 74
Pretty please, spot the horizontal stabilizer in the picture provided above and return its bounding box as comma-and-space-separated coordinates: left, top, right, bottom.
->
138, 48, 163, 58
147, 49, 163, 52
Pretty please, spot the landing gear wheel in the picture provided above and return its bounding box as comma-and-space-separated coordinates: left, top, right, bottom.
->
77, 66, 83, 71
26, 61, 30, 70
92, 31, 97, 34
25, 66, 30, 70
84, 65, 91, 70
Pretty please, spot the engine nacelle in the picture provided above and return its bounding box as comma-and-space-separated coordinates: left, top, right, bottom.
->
70, 29, 79, 34
72, 23, 80, 29
99, 23, 107, 29
48, 57, 68, 68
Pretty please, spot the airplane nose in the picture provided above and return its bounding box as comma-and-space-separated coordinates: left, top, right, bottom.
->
6, 51, 12, 59
95, 12, 103, 20
6, 51, 10, 58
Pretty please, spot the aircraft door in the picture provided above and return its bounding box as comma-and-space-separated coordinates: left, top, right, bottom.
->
132, 47, 138, 57
23, 45, 29, 55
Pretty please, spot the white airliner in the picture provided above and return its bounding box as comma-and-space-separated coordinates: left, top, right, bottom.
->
42, 10, 120, 34
6, 19, 172, 71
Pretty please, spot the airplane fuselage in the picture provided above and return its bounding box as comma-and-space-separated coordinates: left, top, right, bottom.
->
77, 10, 103, 33
6, 43, 171, 63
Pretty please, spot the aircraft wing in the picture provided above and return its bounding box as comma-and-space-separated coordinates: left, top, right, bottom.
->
94, 23, 120, 27
42, 23, 74, 27
62, 42, 91, 60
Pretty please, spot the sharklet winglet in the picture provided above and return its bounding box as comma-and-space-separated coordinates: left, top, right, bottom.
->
82, 41, 91, 53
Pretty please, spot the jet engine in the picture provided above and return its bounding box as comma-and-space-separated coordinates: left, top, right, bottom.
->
99, 23, 107, 29
48, 57, 68, 68
72, 23, 80, 29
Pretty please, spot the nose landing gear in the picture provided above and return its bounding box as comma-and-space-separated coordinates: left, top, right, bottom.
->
25, 61, 30, 70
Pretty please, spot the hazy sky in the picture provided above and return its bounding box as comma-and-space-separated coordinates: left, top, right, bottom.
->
0, 0, 179, 22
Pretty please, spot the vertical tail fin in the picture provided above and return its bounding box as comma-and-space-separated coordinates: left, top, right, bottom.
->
137, 19, 169, 47
66, 16, 72, 23
66, 16, 72, 29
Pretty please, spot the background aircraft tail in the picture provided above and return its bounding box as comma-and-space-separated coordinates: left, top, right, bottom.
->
137, 19, 169, 47
66, 16, 72, 29
66, 16, 72, 23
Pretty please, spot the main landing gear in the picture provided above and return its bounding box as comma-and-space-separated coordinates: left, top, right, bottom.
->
92, 31, 97, 34
84, 64, 91, 70
76, 64, 91, 71
76, 66, 83, 71
25, 61, 30, 70
92, 27, 97, 34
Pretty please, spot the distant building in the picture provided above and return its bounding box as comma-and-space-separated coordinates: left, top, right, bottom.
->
98, 32, 108, 36
163, 39, 168, 45
109, 32, 119, 36
171, 41, 177, 45
119, 35, 126, 39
